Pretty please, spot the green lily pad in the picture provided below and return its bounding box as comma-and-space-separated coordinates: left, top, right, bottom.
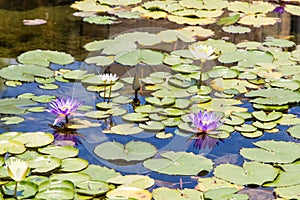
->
287, 124, 300, 139
39, 83, 59, 90
143, 151, 213, 175
139, 121, 165, 131
36, 187, 75, 199
61, 158, 89, 172
252, 110, 282, 122
0, 139, 26, 155
38, 146, 79, 159
214, 161, 279, 185
115, 49, 164, 66
208, 66, 239, 79
30, 155, 61, 173
0, 116, 24, 125
18, 49, 74, 66
224, 115, 245, 126
76, 180, 110, 196
160, 108, 186, 117
106, 186, 152, 200
94, 141, 157, 161
252, 121, 277, 130
122, 113, 149, 122
85, 110, 110, 119
0, 64, 53, 82
83, 16, 119, 25
108, 175, 154, 189
38, 179, 74, 192
81, 164, 121, 182
240, 130, 263, 138
245, 88, 300, 105
27, 106, 45, 113
275, 184, 300, 200
204, 187, 248, 200
196, 177, 243, 192
155, 131, 173, 139
235, 124, 257, 132
3, 181, 38, 199
222, 25, 251, 34
50, 172, 91, 185
270, 79, 300, 90
14, 132, 54, 148
135, 105, 163, 114
110, 124, 143, 135
84, 56, 114, 66
63, 70, 88, 80
240, 140, 300, 164
145, 96, 175, 106
5, 80, 22, 87
153, 187, 203, 200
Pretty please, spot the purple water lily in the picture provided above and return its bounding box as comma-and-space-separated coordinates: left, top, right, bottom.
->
47, 97, 83, 125
273, 5, 285, 14
189, 110, 223, 133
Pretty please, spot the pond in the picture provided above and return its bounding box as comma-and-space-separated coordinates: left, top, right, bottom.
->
0, 0, 300, 199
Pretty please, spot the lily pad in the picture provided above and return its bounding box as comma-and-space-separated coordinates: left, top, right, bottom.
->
94, 141, 157, 161
18, 49, 74, 66
115, 49, 164, 66
153, 187, 203, 200
61, 158, 89, 172
214, 161, 279, 185
252, 110, 282, 122
0, 116, 24, 125
81, 164, 121, 182
139, 121, 165, 131
204, 187, 248, 200
76, 180, 110, 196
0, 139, 26, 155
240, 140, 300, 164
14, 132, 54, 148
287, 124, 300, 139
29, 155, 62, 173
50, 172, 91, 185
122, 113, 149, 122
3, 181, 38, 199
111, 124, 143, 135
83, 16, 119, 25
143, 151, 213, 175
106, 186, 152, 200
0, 64, 53, 82
108, 175, 154, 189
38, 146, 79, 159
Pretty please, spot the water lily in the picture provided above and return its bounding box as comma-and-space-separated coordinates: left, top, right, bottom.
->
46, 97, 83, 125
6, 157, 29, 182
100, 73, 119, 102
189, 110, 223, 134
189, 44, 217, 62
189, 44, 217, 88
6, 157, 30, 198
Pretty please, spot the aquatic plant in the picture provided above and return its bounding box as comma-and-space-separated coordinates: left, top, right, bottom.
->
99, 73, 119, 102
189, 44, 218, 88
46, 97, 83, 125
189, 110, 223, 134
6, 157, 30, 198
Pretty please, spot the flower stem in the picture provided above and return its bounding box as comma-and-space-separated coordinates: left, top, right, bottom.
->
103, 81, 107, 102
14, 181, 18, 198
108, 81, 113, 103
197, 61, 205, 89
65, 116, 69, 124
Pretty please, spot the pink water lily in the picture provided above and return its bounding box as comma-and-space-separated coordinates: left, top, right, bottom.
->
46, 97, 82, 125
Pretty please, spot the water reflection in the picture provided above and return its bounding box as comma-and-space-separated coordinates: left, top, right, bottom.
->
50, 124, 83, 146
189, 133, 220, 155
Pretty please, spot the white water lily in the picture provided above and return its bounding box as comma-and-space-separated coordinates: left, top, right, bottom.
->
6, 157, 29, 182
189, 44, 217, 61
100, 73, 119, 82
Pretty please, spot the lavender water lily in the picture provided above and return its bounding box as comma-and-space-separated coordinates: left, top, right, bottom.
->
47, 97, 83, 125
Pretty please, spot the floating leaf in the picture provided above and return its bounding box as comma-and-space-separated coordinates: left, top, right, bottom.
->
50, 172, 91, 186
214, 161, 278, 185
110, 124, 143, 135
0, 139, 26, 155
115, 49, 164, 66
61, 158, 89, 172
145, 96, 175, 106
76, 180, 110, 196
287, 124, 300, 139
3, 181, 38, 199
222, 25, 251, 34
94, 141, 157, 161
240, 140, 300, 163
0, 116, 24, 125
38, 146, 79, 159
0, 64, 53, 82
30, 155, 61, 173
108, 175, 155, 189
218, 14, 240, 25
235, 124, 257, 132
122, 113, 149, 122
81, 164, 121, 182
14, 132, 54, 147
36, 187, 74, 200
144, 151, 213, 175
71, 0, 111, 12
245, 88, 300, 105
83, 16, 119, 25
139, 121, 165, 131
196, 177, 243, 192
274, 184, 300, 199
252, 110, 282, 122
153, 187, 203, 200
84, 56, 114, 66
18, 50, 74, 66
204, 187, 248, 200
106, 186, 152, 200
63, 70, 88, 80
155, 131, 173, 139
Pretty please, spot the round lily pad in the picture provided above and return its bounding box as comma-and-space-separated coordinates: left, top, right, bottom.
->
50, 172, 91, 185
122, 113, 149, 122
106, 186, 152, 200
3, 181, 38, 199
153, 187, 204, 200
38, 146, 79, 159
0, 139, 26, 155
110, 124, 143, 135
29, 155, 62, 173
139, 121, 165, 131
108, 175, 155, 189
60, 158, 89, 172
287, 124, 300, 139
81, 164, 121, 182
14, 132, 54, 148
94, 141, 157, 161
143, 151, 213, 175
76, 180, 110, 196
252, 110, 282, 122
36, 188, 75, 200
